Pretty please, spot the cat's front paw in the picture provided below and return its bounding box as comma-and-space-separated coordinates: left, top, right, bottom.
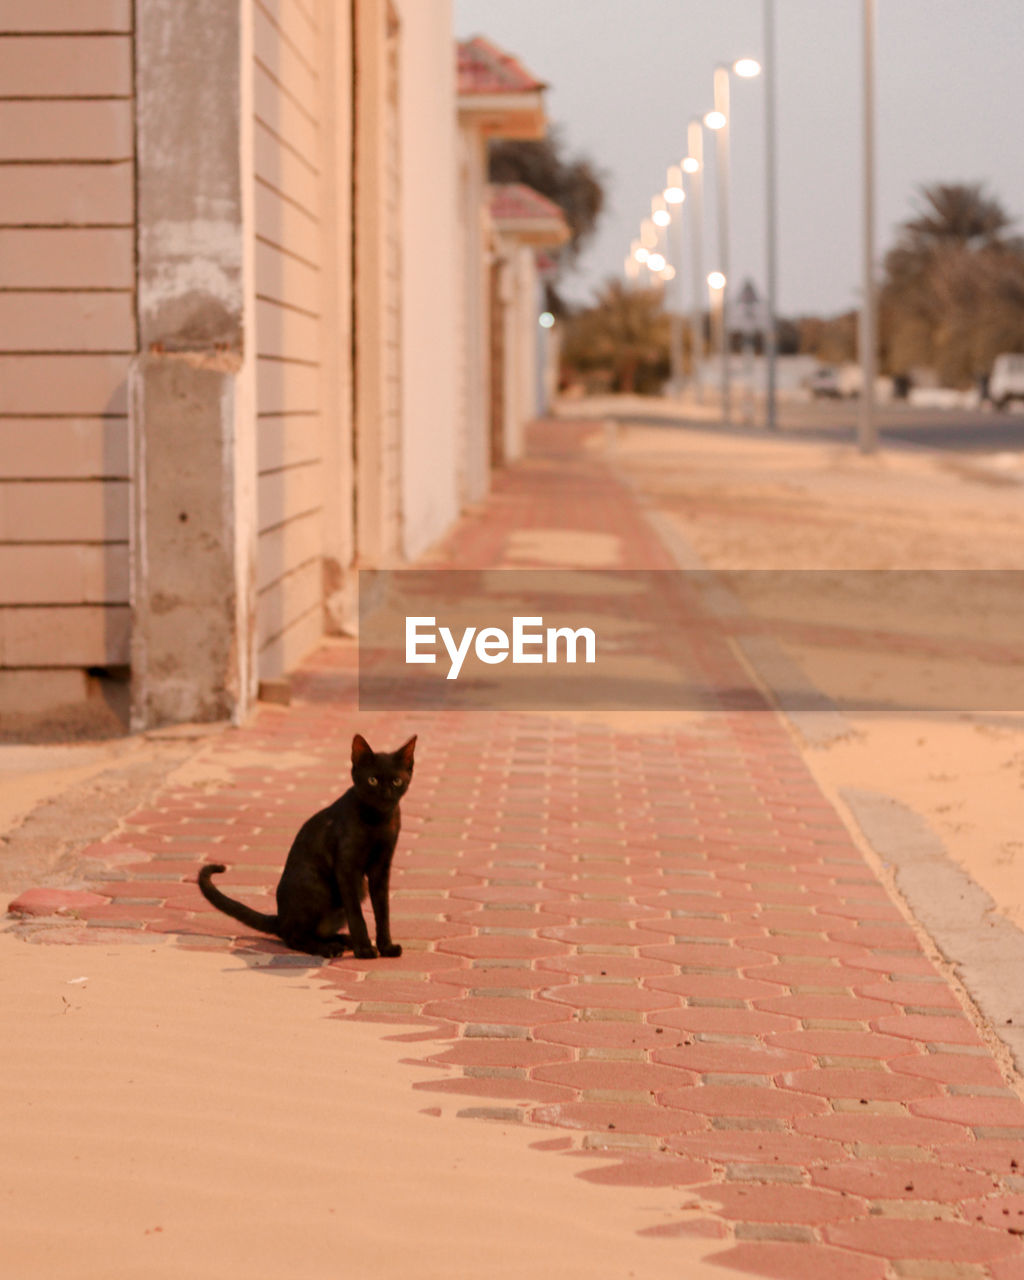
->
378, 943, 402, 958
353, 943, 379, 959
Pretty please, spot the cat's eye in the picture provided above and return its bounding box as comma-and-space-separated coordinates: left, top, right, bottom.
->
392, 778, 402, 788
367, 776, 378, 786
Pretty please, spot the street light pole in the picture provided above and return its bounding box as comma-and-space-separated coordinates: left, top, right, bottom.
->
662, 178, 686, 395
763, 0, 778, 431
685, 119, 705, 403
858, 0, 878, 453
712, 65, 731, 424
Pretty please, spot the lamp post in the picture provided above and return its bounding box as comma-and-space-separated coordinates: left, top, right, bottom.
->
707, 270, 726, 407
859, 0, 878, 453
683, 122, 704, 401
704, 58, 760, 426
763, 0, 779, 431
705, 69, 731, 423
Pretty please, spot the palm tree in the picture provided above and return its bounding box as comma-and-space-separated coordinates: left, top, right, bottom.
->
561, 281, 670, 394
880, 182, 1024, 386
902, 183, 1014, 248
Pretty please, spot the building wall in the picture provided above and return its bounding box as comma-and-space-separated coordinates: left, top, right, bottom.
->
352, 0, 403, 567
251, 0, 330, 680
0, 0, 468, 720
397, 0, 459, 561
0, 0, 135, 710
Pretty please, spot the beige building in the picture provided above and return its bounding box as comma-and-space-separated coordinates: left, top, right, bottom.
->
488, 184, 569, 466
0, 5, 553, 729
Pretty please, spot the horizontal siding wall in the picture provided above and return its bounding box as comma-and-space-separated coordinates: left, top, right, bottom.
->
253, 0, 326, 680
0, 4, 135, 692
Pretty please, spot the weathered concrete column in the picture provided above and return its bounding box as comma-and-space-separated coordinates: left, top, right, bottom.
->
130, 0, 257, 728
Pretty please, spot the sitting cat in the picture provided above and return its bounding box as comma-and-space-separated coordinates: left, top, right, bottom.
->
198, 733, 416, 959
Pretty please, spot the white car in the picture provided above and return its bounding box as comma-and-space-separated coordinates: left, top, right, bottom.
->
806, 365, 841, 399
988, 353, 1024, 409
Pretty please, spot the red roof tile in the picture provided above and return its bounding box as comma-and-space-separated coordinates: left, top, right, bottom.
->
457, 36, 546, 96
489, 183, 565, 224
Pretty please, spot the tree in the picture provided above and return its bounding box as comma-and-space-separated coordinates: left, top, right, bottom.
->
560, 280, 670, 394
880, 182, 1024, 386
488, 127, 606, 266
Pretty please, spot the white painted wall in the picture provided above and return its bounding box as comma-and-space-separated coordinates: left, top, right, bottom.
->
397, 0, 461, 560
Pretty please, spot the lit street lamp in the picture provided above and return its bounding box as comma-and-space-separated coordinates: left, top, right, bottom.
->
704, 57, 760, 425
665, 166, 686, 394
684, 121, 704, 401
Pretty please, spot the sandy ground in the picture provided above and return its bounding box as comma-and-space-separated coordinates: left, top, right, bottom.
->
604, 413, 1024, 931
0, 928, 727, 1280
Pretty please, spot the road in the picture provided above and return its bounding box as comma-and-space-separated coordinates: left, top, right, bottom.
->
772, 398, 1024, 453
606, 395, 1024, 455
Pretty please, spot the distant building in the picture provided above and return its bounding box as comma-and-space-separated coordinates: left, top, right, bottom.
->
488, 184, 569, 464
0, 5, 553, 729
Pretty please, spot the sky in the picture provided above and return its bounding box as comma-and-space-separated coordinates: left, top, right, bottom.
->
454, 0, 1024, 318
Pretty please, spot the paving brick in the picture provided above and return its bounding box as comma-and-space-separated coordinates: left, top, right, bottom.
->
694, 1180, 863, 1224
766, 1029, 927, 1060
533, 1061, 698, 1094
535, 953, 676, 980
892, 1264, 991, 1280
780, 1068, 944, 1102
794, 1113, 974, 1146
650, 1006, 800, 1038
437, 935, 570, 961
937, 1143, 1024, 1176
652, 1042, 814, 1076
990, 1255, 1024, 1280
420, 995, 571, 1026
7, 887, 109, 917
825, 1217, 1019, 1262
755, 994, 900, 1021
909, 1097, 1024, 1128
531, 1099, 704, 1138
412, 1075, 573, 1105
534, 1021, 672, 1052
855, 980, 963, 1010
539, 982, 677, 1014
874, 1014, 986, 1047
891, 1053, 1010, 1089
959, 1194, 1024, 1231
706, 1240, 887, 1280
575, 1155, 711, 1187
661, 1084, 830, 1120
646, 972, 784, 1001
811, 1160, 997, 1202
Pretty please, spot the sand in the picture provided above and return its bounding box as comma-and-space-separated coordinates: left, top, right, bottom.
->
0, 927, 728, 1280
607, 417, 1024, 931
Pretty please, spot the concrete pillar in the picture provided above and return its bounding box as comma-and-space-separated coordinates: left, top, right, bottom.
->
130, 0, 257, 728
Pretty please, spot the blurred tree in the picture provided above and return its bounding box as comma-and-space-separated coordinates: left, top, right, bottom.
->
797, 312, 858, 364
880, 182, 1024, 386
488, 128, 606, 266
560, 280, 670, 394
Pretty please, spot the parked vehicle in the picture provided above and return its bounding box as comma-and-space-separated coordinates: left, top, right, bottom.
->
806, 365, 841, 399
987, 353, 1024, 409
806, 363, 862, 399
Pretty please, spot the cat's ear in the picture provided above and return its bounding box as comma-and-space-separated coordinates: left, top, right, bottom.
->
351, 733, 373, 764
394, 735, 417, 768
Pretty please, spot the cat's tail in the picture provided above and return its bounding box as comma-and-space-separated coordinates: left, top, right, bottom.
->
197, 863, 279, 936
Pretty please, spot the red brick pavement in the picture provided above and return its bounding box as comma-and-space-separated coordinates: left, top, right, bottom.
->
11, 421, 1024, 1280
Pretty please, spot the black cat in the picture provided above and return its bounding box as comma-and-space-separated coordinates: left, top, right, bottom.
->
198, 734, 416, 959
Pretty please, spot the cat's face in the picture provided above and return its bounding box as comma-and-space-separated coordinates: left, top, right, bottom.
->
350, 734, 416, 807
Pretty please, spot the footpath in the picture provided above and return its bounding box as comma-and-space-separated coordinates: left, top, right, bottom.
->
6, 419, 1024, 1280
